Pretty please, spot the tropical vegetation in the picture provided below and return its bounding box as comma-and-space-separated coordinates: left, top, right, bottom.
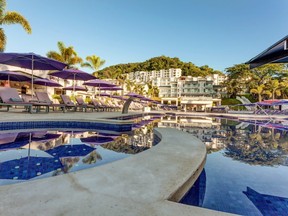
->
97, 55, 223, 77
46, 41, 83, 68
0, 0, 32, 52
81, 55, 105, 77
224, 63, 288, 101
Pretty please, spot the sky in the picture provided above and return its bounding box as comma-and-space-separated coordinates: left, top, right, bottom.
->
4, 0, 288, 73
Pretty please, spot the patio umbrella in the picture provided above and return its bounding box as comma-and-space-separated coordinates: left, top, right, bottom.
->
99, 86, 123, 91
83, 79, 117, 96
33, 78, 62, 87
99, 92, 111, 97
0, 53, 67, 96
63, 85, 87, 92
0, 70, 31, 86
125, 92, 144, 99
111, 95, 126, 100
33, 78, 62, 92
50, 69, 95, 93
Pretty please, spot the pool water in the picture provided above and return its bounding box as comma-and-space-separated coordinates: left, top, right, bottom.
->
0, 116, 159, 186
159, 116, 288, 215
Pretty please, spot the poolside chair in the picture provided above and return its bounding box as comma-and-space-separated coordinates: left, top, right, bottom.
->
0, 87, 33, 113
60, 95, 87, 112
21, 94, 50, 113
35, 92, 66, 113
91, 99, 106, 111
75, 97, 94, 112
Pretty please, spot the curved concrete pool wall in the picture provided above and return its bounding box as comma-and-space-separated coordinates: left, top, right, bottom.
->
0, 127, 231, 215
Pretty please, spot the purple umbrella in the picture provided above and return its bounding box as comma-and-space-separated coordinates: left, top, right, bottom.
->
0, 53, 67, 97
33, 78, 62, 92
125, 92, 144, 99
63, 85, 87, 92
49, 69, 95, 81
0, 70, 31, 86
99, 92, 110, 97
83, 79, 116, 87
111, 95, 126, 100
99, 86, 123, 91
83, 79, 117, 96
50, 69, 95, 93
33, 78, 62, 87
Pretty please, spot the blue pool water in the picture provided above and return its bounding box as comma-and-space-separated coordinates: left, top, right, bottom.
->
0, 116, 159, 186
169, 116, 288, 215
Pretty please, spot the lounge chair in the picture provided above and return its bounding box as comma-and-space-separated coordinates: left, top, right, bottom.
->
0, 87, 33, 113
21, 94, 50, 113
60, 95, 87, 112
75, 97, 94, 112
91, 99, 106, 111
35, 92, 66, 112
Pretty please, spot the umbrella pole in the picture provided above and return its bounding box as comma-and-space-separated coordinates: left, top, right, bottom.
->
73, 73, 76, 96
31, 54, 34, 99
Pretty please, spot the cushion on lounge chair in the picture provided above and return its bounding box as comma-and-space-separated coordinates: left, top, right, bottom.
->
10, 97, 23, 102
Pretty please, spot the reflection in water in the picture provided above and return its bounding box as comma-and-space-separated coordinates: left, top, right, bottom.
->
82, 151, 102, 164
181, 169, 206, 206
0, 116, 158, 185
170, 116, 288, 215
159, 116, 288, 166
243, 187, 288, 216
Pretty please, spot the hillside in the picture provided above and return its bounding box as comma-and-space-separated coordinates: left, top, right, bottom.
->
97, 56, 223, 77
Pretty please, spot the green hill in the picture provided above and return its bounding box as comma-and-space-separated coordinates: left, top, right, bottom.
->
97, 56, 223, 77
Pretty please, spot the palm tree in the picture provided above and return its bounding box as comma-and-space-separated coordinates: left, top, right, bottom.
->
81, 55, 105, 77
0, 0, 32, 51
125, 79, 134, 92
146, 81, 159, 97
267, 79, 281, 100
250, 84, 271, 102
46, 41, 83, 68
133, 83, 145, 95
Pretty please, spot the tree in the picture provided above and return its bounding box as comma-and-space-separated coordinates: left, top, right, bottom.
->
46, 41, 82, 68
146, 81, 159, 97
125, 79, 135, 92
97, 56, 223, 77
267, 79, 281, 100
250, 84, 271, 102
81, 55, 105, 77
0, 0, 32, 51
225, 64, 252, 97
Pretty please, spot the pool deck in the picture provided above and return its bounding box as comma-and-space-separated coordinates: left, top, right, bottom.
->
0, 110, 249, 216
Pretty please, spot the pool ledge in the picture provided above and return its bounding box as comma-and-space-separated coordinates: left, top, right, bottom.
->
0, 128, 233, 216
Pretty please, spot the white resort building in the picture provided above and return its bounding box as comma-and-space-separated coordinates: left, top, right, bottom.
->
128, 68, 226, 111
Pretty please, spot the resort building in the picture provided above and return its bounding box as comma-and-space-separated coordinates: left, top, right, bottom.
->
158, 74, 226, 110
127, 68, 226, 110
128, 68, 182, 84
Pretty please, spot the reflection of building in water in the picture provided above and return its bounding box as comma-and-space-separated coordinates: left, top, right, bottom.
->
158, 116, 226, 150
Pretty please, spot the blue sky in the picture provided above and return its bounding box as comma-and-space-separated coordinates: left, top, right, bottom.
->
4, 0, 288, 73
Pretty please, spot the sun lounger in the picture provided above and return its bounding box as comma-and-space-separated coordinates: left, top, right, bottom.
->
75, 97, 94, 112
35, 92, 66, 112
60, 95, 87, 112
0, 87, 33, 113
91, 99, 106, 111
21, 94, 50, 113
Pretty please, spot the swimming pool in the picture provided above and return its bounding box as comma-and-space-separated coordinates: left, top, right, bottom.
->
159, 116, 288, 215
0, 116, 160, 186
